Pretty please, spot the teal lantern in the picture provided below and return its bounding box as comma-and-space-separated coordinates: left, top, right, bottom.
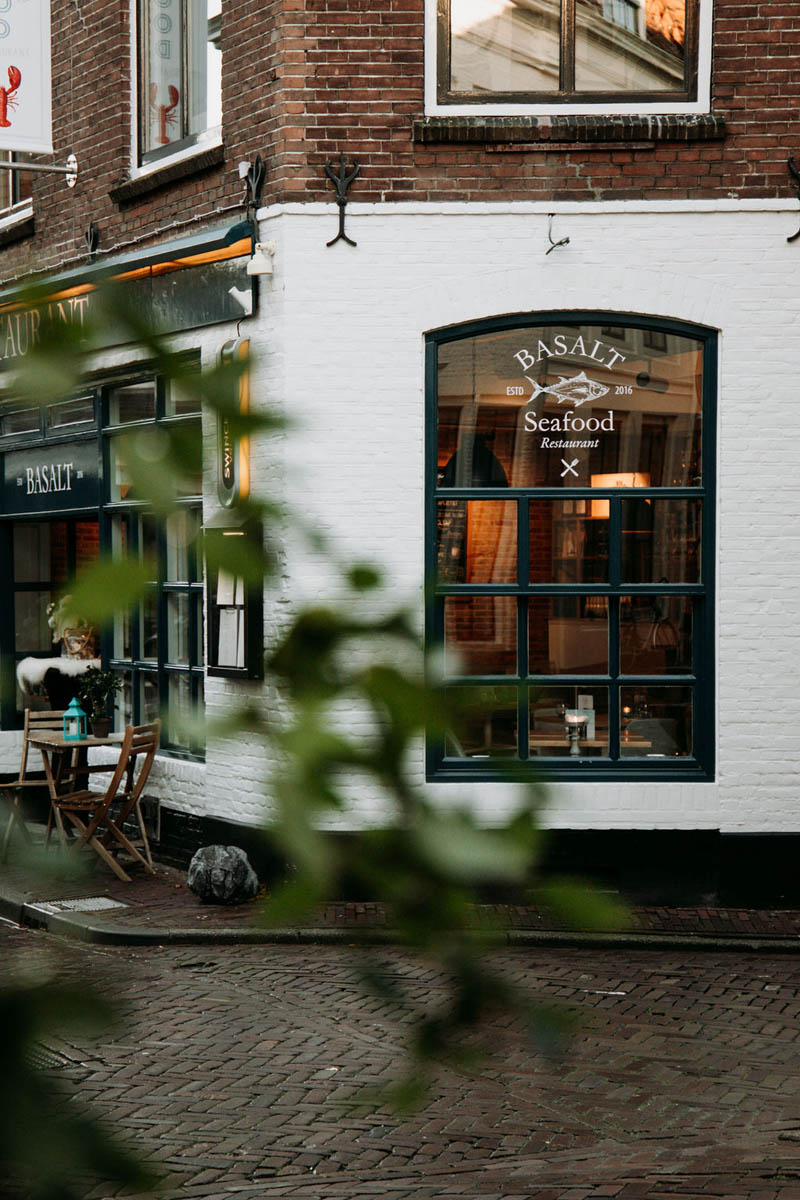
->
63, 696, 88, 741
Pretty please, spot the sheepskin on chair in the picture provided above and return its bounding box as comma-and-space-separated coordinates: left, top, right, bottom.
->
16, 656, 101, 702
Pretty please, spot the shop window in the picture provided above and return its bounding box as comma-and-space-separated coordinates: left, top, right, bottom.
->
426, 314, 715, 781
105, 375, 204, 757
137, 0, 222, 165
0, 151, 32, 214
437, 0, 700, 106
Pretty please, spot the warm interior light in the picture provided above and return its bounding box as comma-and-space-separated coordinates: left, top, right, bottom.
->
589, 473, 651, 518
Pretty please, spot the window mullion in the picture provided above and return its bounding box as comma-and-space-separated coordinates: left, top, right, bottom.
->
561, 0, 576, 94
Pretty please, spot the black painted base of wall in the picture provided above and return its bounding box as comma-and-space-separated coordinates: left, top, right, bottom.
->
155, 807, 800, 909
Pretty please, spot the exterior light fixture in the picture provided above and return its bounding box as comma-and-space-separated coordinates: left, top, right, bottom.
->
246, 241, 275, 276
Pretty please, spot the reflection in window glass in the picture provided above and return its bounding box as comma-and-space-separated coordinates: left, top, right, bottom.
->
166, 508, 198, 581
13, 523, 51, 583
620, 595, 692, 675
167, 593, 190, 664
15, 591, 53, 653
621, 498, 701, 582
620, 686, 692, 757
437, 499, 517, 584
437, 324, 702, 490
139, 672, 160, 723
114, 670, 133, 728
576, 0, 686, 92
529, 686, 608, 757
109, 382, 156, 424
445, 686, 518, 758
47, 397, 95, 431
140, 588, 158, 661
1, 407, 39, 438
445, 596, 516, 676
529, 597, 608, 675
450, 0, 559, 96
530, 499, 608, 583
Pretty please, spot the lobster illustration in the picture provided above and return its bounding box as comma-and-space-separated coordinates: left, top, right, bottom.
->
150, 83, 180, 145
0, 66, 21, 129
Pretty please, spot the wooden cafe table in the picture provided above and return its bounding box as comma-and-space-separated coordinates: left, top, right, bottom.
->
29, 729, 125, 863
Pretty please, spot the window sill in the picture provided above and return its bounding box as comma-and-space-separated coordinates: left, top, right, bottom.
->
0, 201, 34, 247
413, 113, 726, 148
109, 141, 225, 205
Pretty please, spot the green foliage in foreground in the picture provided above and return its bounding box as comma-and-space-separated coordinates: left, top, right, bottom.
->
1, 282, 627, 1196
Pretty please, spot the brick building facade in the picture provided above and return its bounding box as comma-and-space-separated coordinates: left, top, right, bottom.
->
0, 0, 798, 901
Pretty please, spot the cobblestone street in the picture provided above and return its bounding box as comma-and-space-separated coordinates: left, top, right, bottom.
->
4, 920, 800, 1199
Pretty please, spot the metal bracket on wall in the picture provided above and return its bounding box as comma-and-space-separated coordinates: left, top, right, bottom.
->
325, 153, 360, 247
787, 157, 800, 243
84, 221, 99, 254
244, 154, 265, 221
0, 152, 78, 188
546, 213, 570, 255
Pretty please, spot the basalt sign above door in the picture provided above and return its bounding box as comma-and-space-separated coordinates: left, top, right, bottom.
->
2, 439, 100, 515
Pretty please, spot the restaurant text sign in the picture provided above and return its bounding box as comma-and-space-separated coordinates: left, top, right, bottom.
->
0, 0, 52, 154
2, 440, 100, 514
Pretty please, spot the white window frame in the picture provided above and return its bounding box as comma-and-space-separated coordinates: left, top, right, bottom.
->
129, 0, 222, 179
424, 0, 713, 117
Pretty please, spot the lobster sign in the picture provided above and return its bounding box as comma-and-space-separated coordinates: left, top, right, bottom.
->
0, 65, 21, 128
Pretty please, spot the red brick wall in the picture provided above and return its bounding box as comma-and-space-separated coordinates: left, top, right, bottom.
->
0, 0, 797, 286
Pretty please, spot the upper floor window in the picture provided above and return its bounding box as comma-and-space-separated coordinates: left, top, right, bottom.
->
138, 0, 221, 164
438, 0, 700, 106
0, 152, 31, 214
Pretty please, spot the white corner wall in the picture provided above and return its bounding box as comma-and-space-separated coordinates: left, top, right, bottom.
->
229, 199, 800, 836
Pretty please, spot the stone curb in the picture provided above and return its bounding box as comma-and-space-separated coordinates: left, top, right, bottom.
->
3, 884, 800, 952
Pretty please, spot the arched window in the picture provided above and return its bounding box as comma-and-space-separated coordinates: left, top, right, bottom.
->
426, 313, 715, 780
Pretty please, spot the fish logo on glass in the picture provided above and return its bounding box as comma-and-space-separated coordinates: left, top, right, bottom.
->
525, 370, 610, 408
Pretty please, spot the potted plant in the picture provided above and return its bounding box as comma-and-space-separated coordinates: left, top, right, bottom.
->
77, 668, 122, 738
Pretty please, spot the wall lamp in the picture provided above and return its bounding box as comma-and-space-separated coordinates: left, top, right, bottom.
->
246, 241, 275, 276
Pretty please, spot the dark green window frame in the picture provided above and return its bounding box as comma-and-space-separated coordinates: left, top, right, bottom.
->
425, 312, 716, 783
101, 371, 204, 760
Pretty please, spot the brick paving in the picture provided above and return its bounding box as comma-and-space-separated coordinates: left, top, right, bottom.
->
3, 918, 800, 1199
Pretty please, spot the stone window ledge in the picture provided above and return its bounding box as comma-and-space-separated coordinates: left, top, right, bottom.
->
109, 143, 225, 206
413, 114, 727, 147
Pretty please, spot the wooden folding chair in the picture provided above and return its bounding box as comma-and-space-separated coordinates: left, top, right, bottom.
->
50, 720, 161, 882
1, 709, 66, 862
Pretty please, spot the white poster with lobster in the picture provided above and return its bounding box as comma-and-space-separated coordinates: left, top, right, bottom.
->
0, 0, 52, 154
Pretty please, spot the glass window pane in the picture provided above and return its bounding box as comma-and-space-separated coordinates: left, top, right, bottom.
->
108, 382, 156, 424
140, 588, 158, 661
620, 596, 693, 674
444, 685, 518, 758
139, 514, 158, 572
529, 597, 608, 675
114, 670, 133, 728
576, 0, 687, 93
530, 499, 608, 583
139, 672, 160, 724
1, 407, 39, 437
167, 593, 190, 664
165, 373, 202, 416
15, 590, 54, 653
620, 685, 692, 757
111, 519, 132, 659
108, 437, 131, 502
529, 685, 609, 757
449, 0, 559, 94
193, 593, 205, 664
437, 499, 517, 583
621, 498, 701, 583
437, 324, 703, 489
444, 596, 517, 676
166, 508, 199, 581
14, 523, 53, 582
47, 397, 95, 431
140, 0, 186, 155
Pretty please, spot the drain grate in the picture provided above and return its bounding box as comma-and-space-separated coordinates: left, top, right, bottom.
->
32, 896, 128, 914
25, 1043, 76, 1070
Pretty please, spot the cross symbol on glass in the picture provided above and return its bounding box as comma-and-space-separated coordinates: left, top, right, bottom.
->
560, 458, 579, 478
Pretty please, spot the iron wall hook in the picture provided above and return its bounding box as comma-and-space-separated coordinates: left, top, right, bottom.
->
546, 213, 570, 256
325, 152, 360, 247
